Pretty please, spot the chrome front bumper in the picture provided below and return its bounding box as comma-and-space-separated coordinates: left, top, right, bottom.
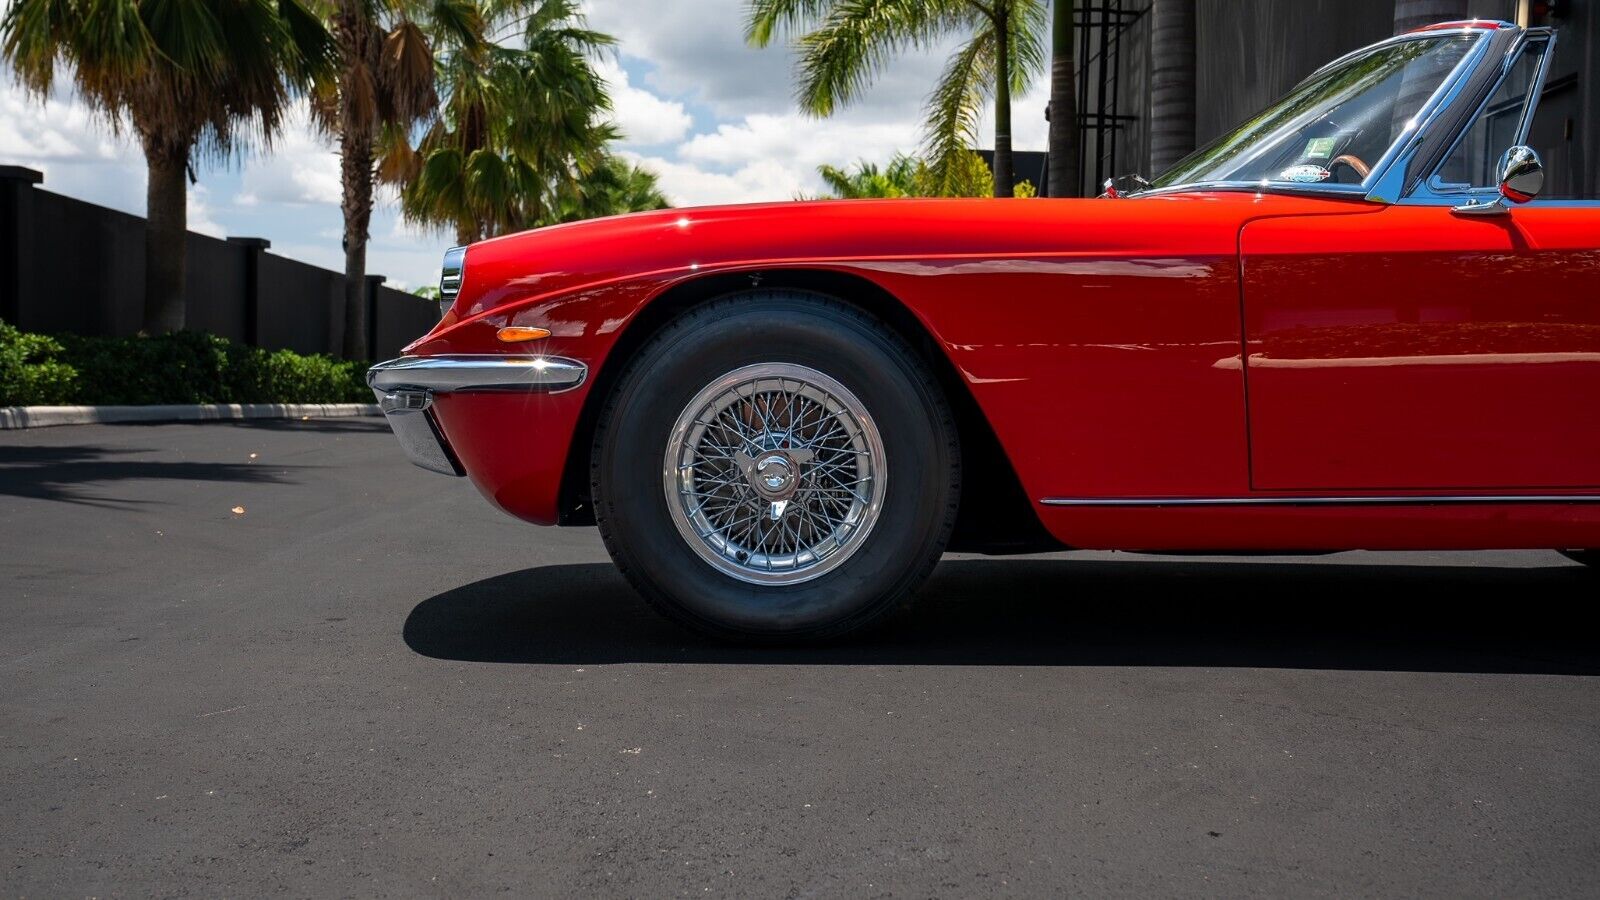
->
367, 355, 588, 476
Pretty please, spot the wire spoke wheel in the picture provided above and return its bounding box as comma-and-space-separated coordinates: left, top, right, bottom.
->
664, 363, 887, 585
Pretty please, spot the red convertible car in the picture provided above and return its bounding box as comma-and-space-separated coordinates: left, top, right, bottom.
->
372, 21, 1598, 640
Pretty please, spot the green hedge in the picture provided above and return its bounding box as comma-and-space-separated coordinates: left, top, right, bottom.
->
0, 320, 371, 407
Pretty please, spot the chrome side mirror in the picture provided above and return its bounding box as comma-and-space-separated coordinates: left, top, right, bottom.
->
1452, 146, 1543, 216
1497, 145, 1544, 204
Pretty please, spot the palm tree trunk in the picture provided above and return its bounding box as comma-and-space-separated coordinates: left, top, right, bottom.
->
992, 8, 1015, 198
341, 127, 374, 360
142, 143, 188, 334
1149, 0, 1196, 174
1046, 0, 1079, 197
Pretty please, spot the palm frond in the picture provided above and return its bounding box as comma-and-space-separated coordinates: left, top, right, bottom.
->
278, 0, 337, 84
424, 0, 482, 49
378, 19, 436, 120
1004, 0, 1047, 92
743, 0, 834, 46
2, 0, 120, 97
793, 0, 968, 116
922, 24, 993, 193
393, 0, 620, 237
141, 0, 227, 76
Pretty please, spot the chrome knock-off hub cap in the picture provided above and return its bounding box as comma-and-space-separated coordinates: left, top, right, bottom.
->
664, 363, 886, 585
747, 450, 801, 500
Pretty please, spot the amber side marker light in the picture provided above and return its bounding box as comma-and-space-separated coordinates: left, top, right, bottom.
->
497, 326, 552, 343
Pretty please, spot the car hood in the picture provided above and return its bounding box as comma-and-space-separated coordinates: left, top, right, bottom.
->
437, 193, 1365, 331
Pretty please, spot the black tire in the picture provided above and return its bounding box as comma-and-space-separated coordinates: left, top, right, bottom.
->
1559, 550, 1597, 568
591, 291, 960, 641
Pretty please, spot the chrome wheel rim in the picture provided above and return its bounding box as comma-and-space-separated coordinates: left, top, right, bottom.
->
664, 363, 886, 585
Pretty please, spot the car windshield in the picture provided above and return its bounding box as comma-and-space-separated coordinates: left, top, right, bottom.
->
1148, 33, 1482, 192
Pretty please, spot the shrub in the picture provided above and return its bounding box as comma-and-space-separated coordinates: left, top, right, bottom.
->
0, 320, 79, 405
0, 320, 371, 407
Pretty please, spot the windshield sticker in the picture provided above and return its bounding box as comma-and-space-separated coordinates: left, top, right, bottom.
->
1304, 136, 1338, 160
1280, 164, 1332, 183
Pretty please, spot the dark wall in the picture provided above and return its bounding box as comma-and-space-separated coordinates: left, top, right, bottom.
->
1194, 0, 1394, 147
1530, 0, 1600, 198
374, 284, 436, 358
0, 168, 439, 360
1079, 0, 1592, 198
256, 252, 345, 356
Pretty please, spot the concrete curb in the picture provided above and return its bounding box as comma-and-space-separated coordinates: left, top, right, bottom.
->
0, 403, 381, 429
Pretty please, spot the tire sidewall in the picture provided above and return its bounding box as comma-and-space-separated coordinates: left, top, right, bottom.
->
595, 294, 957, 636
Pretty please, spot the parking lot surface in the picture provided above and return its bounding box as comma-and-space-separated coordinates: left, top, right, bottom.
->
2, 419, 1597, 897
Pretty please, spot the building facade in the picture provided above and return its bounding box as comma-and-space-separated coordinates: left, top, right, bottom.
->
1071, 0, 1597, 198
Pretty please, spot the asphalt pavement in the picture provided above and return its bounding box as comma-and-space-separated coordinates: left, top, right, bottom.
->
2, 418, 1597, 897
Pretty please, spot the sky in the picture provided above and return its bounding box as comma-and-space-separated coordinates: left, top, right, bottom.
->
0, 0, 1050, 291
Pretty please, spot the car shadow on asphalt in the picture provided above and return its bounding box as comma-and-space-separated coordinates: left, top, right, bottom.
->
0, 444, 297, 506
403, 557, 1600, 674
230, 417, 394, 434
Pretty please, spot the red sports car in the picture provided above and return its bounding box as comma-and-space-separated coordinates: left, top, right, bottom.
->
372, 20, 1599, 640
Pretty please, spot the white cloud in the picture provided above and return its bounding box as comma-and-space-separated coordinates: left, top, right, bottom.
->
0, 85, 148, 213
598, 59, 692, 147
681, 111, 920, 171
581, 0, 1048, 209
583, 0, 799, 116
623, 152, 806, 206
237, 104, 341, 207
583, 0, 957, 120
0, 87, 128, 163
976, 68, 1051, 153
186, 184, 226, 238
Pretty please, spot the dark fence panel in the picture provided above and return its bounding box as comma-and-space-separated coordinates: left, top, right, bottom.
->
0, 167, 440, 360
185, 231, 249, 343
373, 285, 441, 360
12, 183, 148, 337
256, 252, 344, 356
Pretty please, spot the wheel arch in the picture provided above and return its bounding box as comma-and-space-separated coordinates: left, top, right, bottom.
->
556, 267, 1062, 554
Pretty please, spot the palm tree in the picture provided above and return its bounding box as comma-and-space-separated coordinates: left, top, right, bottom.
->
815, 149, 1017, 198
1149, 0, 1196, 174
817, 155, 923, 198
747, 0, 1047, 198
2, 0, 331, 334
1045, 0, 1078, 197
393, 0, 617, 242
557, 156, 671, 221
316, 0, 471, 360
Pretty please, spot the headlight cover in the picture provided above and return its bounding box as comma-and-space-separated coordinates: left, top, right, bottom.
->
438, 246, 466, 319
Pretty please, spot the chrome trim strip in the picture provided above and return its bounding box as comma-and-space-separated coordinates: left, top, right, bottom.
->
1040, 495, 1600, 507
1130, 181, 1371, 201
367, 355, 588, 394
1401, 197, 1600, 208
1305, 25, 1506, 81
1364, 27, 1502, 203
1511, 30, 1555, 145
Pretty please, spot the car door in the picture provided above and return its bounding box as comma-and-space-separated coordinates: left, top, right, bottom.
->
1239, 32, 1600, 492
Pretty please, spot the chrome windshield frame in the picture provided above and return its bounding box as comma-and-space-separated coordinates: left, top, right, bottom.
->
1401, 26, 1559, 205
1126, 25, 1506, 204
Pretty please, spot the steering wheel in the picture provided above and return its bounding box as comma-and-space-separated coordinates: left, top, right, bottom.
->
1327, 154, 1371, 182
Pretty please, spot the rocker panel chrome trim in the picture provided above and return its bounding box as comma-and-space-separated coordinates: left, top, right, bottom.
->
1040, 495, 1600, 507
